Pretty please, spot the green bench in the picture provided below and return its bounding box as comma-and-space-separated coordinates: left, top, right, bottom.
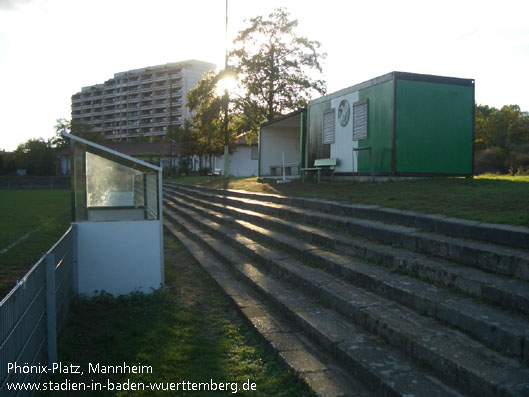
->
301, 158, 338, 183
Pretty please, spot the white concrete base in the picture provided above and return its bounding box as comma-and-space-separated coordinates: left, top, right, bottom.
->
74, 221, 163, 297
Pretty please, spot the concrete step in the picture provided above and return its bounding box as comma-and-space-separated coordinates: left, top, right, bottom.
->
163, 203, 529, 397
167, 182, 529, 250
164, 194, 529, 364
164, 221, 370, 397
164, 210, 464, 397
165, 184, 529, 282
163, 186, 529, 317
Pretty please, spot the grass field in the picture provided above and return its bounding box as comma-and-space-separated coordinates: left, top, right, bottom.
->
43, 235, 315, 396
0, 189, 71, 297
170, 174, 529, 227
3, 176, 527, 395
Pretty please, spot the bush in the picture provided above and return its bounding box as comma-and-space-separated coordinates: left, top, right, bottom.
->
162, 166, 190, 178
506, 150, 529, 175
474, 145, 529, 175
198, 167, 211, 176
474, 147, 507, 174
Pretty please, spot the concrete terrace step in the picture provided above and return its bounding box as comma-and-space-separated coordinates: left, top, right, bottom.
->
167, 182, 529, 250
165, 184, 529, 282
164, 211, 463, 397
163, 204, 529, 397
164, 186, 529, 317
164, 195, 529, 363
164, 221, 370, 397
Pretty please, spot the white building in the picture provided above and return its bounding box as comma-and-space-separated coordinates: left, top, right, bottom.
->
211, 134, 258, 177
71, 59, 215, 141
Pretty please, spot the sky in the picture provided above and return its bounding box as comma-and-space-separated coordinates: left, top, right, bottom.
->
0, 0, 528, 151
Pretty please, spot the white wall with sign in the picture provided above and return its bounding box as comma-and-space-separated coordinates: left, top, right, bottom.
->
330, 92, 359, 172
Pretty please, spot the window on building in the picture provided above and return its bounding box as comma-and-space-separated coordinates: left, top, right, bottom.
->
322, 109, 335, 144
251, 146, 258, 160
353, 100, 368, 141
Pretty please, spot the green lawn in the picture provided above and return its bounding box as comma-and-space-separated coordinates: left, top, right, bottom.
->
169, 174, 529, 227
43, 235, 314, 397
0, 189, 71, 297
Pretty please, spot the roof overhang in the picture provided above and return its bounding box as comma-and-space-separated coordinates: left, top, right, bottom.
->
260, 108, 305, 130
62, 133, 162, 172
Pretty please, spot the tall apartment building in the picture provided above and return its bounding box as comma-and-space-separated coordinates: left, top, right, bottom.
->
71, 59, 215, 141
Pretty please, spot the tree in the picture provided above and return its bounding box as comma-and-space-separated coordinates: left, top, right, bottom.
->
166, 122, 199, 157
474, 104, 529, 174
14, 138, 56, 176
52, 118, 104, 148
186, 70, 236, 167
229, 7, 326, 136
475, 104, 529, 151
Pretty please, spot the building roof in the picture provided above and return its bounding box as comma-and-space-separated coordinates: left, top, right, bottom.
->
260, 108, 306, 128
57, 140, 180, 157
309, 71, 475, 106
61, 133, 162, 171
236, 133, 258, 146
101, 142, 177, 156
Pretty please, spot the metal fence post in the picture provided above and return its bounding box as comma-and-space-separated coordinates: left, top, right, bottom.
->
72, 223, 79, 294
45, 253, 57, 366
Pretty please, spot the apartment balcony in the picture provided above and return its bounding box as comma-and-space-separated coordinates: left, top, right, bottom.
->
153, 88, 167, 94
140, 74, 154, 82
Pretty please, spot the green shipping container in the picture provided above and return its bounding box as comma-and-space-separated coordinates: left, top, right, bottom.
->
305, 72, 474, 176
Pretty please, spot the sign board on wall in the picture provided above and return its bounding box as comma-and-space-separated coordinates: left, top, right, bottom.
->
330, 92, 359, 172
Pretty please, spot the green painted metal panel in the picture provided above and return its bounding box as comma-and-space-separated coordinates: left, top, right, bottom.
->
395, 79, 474, 174
357, 80, 394, 173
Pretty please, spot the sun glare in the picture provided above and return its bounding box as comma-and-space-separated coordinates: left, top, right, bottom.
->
216, 75, 238, 97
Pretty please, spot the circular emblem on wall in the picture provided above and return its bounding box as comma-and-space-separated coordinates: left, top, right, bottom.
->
337, 99, 350, 127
